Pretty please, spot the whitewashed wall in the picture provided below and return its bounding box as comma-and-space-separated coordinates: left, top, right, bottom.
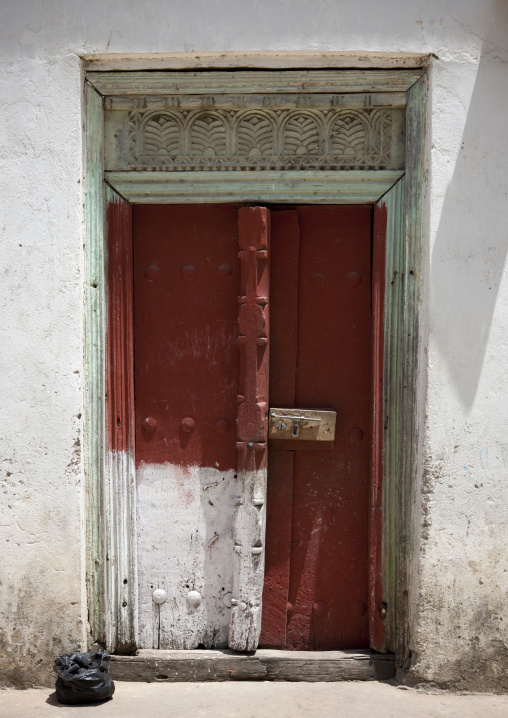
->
0, 0, 507, 690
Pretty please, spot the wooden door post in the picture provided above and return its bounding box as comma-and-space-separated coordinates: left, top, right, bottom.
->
229, 207, 270, 651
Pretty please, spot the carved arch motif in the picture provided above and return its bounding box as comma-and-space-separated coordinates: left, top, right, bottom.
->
329, 111, 369, 158
140, 111, 184, 157
281, 111, 324, 156
124, 98, 403, 171
235, 111, 276, 158
187, 111, 229, 157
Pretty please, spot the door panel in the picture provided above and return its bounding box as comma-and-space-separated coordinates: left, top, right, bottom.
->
259, 211, 299, 647
133, 205, 240, 649
262, 206, 372, 650
133, 203, 372, 651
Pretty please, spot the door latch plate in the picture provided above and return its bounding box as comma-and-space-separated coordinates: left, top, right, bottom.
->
268, 408, 336, 441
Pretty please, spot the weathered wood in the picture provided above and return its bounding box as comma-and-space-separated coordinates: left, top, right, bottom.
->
260, 451, 294, 647
268, 440, 334, 452
84, 83, 106, 647
395, 74, 427, 669
87, 69, 424, 96
85, 61, 427, 658
260, 650, 396, 682
111, 649, 267, 682
260, 210, 299, 648
105, 186, 136, 652
109, 649, 395, 682
103, 99, 405, 173
105, 170, 404, 205
133, 206, 240, 650
105, 91, 407, 110
370, 200, 388, 652
379, 177, 406, 655
285, 206, 372, 651
84, 51, 430, 72
230, 208, 270, 651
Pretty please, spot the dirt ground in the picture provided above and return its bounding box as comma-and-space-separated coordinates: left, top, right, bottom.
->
1, 680, 508, 718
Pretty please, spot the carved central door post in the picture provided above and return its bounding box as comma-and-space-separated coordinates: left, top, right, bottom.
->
229, 207, 270, 651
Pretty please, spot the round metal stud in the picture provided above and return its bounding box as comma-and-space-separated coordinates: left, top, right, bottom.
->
348, 427, 364, 443
144, 264, 160, 280
223, 593, 233, 608
347, 271, 362, 286
141, 416, 157, 442
181, 264, 197, 281
215, 418, 230, 435
187, 590, 202, 608
152, 588, 167, 604
217, 263, 233, 279
312, 601, 327, 616
180, 417, 196, 433
311, 272, 326, 288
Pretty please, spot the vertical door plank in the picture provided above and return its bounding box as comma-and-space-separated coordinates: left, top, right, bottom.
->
266, 211, 300, 406
370, 202, 388, 652
260, 210, 300, 647
105, 186, 137, 651
229, 207, 270, 651
287, 206, 372, 650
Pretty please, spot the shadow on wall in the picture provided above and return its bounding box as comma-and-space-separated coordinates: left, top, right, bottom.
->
430, 36, 508, 411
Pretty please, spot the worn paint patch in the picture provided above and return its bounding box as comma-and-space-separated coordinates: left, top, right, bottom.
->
137, 462, 238, 649
228, 465, 267, 651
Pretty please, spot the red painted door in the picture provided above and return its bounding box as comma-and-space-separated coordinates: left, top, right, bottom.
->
261, 206, 372, 650
133, 204, 372, 651
133, 205, 242, 649
133, 205, 270, 650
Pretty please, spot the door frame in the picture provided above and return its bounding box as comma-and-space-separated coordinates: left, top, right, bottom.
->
84, 58, 427, 667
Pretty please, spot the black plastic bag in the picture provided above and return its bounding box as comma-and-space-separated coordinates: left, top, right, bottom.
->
53, 650, 115, 704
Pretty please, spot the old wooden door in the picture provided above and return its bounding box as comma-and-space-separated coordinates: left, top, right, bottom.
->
133, 204, 371, 651
260, 206, 372, 650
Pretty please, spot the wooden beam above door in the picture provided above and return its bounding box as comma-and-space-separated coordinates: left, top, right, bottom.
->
88, 69, 424, 96
105, 169, 404, 204
83, 51, 429, 73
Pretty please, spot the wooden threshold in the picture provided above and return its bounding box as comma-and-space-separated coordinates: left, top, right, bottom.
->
110, 649, 395, 683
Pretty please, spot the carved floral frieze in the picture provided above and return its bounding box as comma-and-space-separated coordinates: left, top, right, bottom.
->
105, 95, 405, 172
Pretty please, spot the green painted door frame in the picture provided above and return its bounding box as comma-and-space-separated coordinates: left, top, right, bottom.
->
84, 64, 427, 670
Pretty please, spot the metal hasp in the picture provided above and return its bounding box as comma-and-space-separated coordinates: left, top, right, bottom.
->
269, 408, 337, 441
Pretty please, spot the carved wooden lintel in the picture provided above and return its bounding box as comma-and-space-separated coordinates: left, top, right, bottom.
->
105, 95, 405, 172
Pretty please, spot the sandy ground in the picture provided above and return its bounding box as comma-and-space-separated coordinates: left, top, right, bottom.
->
1, 681, 508, 718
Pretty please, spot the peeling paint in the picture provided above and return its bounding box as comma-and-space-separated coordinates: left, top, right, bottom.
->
137, 462, 238, 649
1, 0, 508, 691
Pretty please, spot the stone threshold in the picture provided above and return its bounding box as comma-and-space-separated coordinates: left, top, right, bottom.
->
110, 648, 396, 683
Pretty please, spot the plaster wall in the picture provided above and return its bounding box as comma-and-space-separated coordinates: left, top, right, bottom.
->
0, 0, 507, 690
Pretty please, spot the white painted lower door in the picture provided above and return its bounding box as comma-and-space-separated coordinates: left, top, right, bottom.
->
133, 205, 269, 650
